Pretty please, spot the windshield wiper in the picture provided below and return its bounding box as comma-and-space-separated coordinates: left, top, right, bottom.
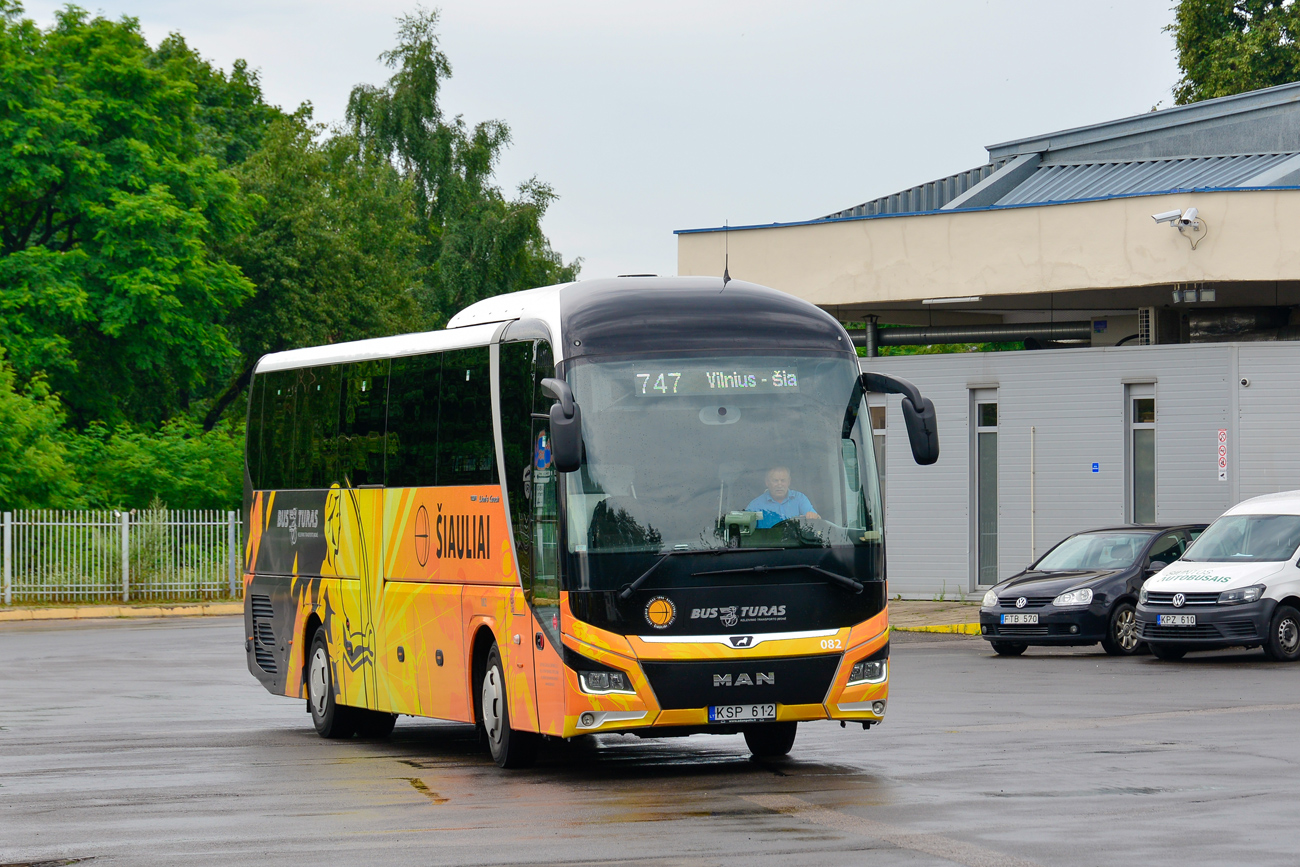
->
617, 548, 783, 600
690, 563, 864, 594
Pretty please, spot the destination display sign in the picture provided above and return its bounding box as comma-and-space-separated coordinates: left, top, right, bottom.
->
634, 366, 799, 396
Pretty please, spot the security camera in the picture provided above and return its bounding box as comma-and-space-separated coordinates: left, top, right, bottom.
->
1241, 378, 1251, 387
1180, 207, 1199, 225
1152, 209, 1182, 224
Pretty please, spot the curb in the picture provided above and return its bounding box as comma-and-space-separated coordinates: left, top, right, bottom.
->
0, 602, 242, 623
891, 623, 981, 635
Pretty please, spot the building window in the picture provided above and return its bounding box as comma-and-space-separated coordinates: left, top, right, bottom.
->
868, 400, 886, 509
1129, 384, 1156, 524
974, 391, 998, 586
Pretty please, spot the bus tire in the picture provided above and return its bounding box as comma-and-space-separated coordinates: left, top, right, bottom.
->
1101, 602, 1142, 656
481, 644, 538, 768
744, 722, 797, 758
1263, 605, 1300, 662
1149, 643, 1186, 661
308, 626, 355, 738
353, 709, 399, 739
990, 641, 1028, 656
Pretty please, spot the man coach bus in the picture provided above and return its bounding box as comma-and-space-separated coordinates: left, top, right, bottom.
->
241, 276, 939, 767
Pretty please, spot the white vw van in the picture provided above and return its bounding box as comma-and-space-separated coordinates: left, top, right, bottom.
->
1136, 490, 1300, 661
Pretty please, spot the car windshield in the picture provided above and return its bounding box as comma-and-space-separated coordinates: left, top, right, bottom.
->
1183, 514, 1300, 562
565, 354, 881, 553
1034, 532, 1152, 571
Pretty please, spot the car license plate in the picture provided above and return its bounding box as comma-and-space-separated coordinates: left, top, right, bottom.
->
1001, 613, 1039, 624
1158, 614, 1196, 626
709, 704, 776, 723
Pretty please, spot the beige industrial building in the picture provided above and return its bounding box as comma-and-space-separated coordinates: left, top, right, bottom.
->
676, 83, 1300, 598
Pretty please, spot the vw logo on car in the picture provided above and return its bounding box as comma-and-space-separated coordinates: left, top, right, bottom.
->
1015, 597, 1027, 609
1172, 593, 1186, 608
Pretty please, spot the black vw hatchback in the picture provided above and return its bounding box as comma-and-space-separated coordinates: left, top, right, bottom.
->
979, 525, 1207, 656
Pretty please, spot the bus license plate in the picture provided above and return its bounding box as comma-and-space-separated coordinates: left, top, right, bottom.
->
1158, 614, 1196, 626
709, 704, 776, 723
1001, 613, 1039, 624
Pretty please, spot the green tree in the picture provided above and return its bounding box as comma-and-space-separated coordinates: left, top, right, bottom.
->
0, 350, 80, 508
346, 9, 578, 326
0, 2, 254, 428
1170, 1, 1300, 103
201, 115, 424, 429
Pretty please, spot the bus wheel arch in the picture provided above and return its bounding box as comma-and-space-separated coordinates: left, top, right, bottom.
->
301, 612, 323, 695
470, 625, 497, 727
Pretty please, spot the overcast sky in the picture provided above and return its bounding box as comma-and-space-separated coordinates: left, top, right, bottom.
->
23, 0, 1181, 280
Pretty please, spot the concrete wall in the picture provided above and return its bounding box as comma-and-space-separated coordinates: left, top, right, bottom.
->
677, 190, 1300, 307
865, 342, 1300, 599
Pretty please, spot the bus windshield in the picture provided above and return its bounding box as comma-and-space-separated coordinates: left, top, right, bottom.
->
565, 354, 881, 554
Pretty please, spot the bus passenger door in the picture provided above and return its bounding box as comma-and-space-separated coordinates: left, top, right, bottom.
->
530, 419, 566, 735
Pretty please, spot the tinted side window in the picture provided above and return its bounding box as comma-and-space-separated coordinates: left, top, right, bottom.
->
437, 347, 496, 486
246, 373, 266, 489
387, 353, 442, 488
339, 360, 389, 486
297, 365, 341, 488
263, 370, 298, 489
500, 341, 535, 584
1149, 532, 1186, 563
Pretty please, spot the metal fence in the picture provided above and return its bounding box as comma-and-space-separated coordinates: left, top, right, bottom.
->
1, 510, 242, 604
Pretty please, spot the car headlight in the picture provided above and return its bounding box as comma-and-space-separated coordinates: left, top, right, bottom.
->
578, 670, 636, 695
1217, 584, 1265, 605
848, 659, 887, 685
981, 589, 998, 608
1139, 585, 1149, 605
1053, 588, 1094, 608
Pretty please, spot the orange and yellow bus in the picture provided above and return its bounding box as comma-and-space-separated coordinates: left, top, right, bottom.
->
242, 276, 938, 767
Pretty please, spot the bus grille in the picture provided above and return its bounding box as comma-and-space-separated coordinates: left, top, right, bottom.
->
640, 655, 841, 710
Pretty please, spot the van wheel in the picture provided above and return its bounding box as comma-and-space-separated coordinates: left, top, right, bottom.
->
307, 626, 355, 738
1149, 643, 1186, 661
744, 722, 797, 758
990, 641, 1028, 656
1101, 602, 1142, 656
1263, 605, 1300, 662
481, 644, 538, 768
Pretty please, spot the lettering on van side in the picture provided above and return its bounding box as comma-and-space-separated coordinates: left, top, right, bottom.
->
435, 503, 491, 560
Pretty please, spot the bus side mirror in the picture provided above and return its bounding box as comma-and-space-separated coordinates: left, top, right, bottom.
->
541, 377, 583, 473
860, 372, 939, 466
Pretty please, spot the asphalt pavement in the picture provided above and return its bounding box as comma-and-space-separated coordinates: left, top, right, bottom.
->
2, 617, 1297, 866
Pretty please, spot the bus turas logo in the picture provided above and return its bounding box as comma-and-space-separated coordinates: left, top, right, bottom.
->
275, 508, 319, 546
435, 503, 491, 560
713, 672, 775, 687
691, 605, 786, 626
645, 596, 677, 629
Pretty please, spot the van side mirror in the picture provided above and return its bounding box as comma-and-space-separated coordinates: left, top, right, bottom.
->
860, 372, 939, 465
541, 377, 583, 473
1146, 560, 1167, 575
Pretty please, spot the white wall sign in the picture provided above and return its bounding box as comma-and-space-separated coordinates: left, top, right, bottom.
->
1218, 429, 1228, 482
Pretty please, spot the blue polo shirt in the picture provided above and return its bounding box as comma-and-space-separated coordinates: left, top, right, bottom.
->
746, 490, 817, 529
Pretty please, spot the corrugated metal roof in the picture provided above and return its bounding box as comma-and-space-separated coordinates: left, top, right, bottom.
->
994, 153, 1300, 206
823, 160, 1007, 220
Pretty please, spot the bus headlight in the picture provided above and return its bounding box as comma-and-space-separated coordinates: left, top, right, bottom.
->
1053, 588, 1093, 608
847, 659, 887, 685
982, 589, 998, 608
579, 670, 636, 695
1218, 584, 1265, 605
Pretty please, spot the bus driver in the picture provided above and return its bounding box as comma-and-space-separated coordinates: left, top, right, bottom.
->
747, 466, 820, 529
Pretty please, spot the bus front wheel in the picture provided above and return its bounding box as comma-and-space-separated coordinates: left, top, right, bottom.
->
744, 722, 797, 758
308, 626, 355, 738
480, 644, 538, 768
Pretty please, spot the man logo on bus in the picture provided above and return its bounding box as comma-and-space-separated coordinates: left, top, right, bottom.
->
645, 596, 676, 629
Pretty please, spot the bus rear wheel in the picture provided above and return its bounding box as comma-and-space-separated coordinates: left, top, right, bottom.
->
308, 626, 355, 738
744, 722, 797, 758
480, 644, 538, 768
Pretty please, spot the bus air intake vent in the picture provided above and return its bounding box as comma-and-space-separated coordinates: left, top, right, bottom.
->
251, 594, 274, 620
251, 594, 277, 674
